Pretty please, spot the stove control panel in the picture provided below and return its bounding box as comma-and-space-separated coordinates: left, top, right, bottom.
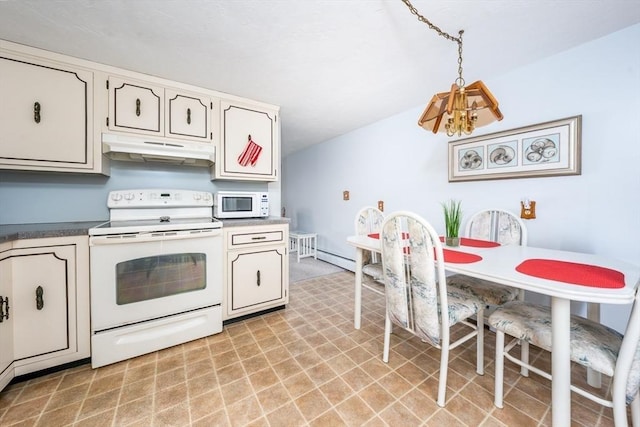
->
107, 189, 213, 208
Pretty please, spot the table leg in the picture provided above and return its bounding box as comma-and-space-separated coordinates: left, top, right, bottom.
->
552, 297, 571, 426
354, 247, 363, 329
586, 302, 602, 388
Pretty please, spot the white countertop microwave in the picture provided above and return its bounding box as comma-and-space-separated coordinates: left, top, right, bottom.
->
213, 191, 269, 219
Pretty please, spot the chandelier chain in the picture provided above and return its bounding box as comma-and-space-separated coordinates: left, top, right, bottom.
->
400, 0, 465, 86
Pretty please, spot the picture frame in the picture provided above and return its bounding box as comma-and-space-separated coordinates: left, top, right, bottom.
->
448, 115, 582, 182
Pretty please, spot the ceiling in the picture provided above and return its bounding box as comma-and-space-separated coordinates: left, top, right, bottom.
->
1, 1, 639, 157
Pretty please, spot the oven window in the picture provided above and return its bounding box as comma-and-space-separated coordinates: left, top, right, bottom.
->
116, 253, 206, 305
222, 197, 252, 212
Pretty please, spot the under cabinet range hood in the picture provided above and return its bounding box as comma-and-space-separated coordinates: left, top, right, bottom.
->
102, 133, 215, 167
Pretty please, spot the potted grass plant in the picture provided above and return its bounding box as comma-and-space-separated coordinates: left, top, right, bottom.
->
442, 199, 462, 247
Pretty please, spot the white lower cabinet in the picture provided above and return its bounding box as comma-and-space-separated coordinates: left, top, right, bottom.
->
0, 236, 90, 392
0, 242, 14, 391
224, 224, 289, 320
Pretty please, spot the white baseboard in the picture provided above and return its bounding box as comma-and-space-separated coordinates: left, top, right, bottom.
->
317, 251, 355, 272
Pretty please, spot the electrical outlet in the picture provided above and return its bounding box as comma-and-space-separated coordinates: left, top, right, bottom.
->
378, 200, 384, 212
343, 190, 350, 201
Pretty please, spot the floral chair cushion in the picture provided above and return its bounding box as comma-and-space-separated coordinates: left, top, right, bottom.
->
362, 262, 384, 282
447, 274, 520, 306
488, 300, 640, 404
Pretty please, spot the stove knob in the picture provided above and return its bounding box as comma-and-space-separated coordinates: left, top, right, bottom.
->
111, 193, 123, 202
202, 193, 211, 201
124, 193, 135, 201
193, 193, 202, 201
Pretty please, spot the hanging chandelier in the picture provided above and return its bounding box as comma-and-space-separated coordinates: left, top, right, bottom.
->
401, 0, 503, 137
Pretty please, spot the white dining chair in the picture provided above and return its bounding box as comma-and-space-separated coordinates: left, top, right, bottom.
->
446, 208, 530, 374
380, 211, 485, 407
489, 289, 640, 427
354, 206, 385, 295
448, 208, 528, 305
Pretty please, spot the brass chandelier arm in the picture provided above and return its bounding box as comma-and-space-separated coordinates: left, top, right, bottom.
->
400, 0, 503, 136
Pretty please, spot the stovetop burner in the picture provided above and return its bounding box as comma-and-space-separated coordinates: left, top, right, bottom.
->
89, 189, 222, 236
89, 217, 222, 236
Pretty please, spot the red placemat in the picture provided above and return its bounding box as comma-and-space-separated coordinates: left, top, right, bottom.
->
516, 259, 625, 289
440, 249, 483, 264
438, 236, 500, 248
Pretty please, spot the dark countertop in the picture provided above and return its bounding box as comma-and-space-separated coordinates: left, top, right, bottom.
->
217, 217, 291, 228
0, 221, 107, 244
0, 217, 290, 243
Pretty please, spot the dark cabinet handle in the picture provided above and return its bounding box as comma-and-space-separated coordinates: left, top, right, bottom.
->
36, 286, 44, 310
187, 108, 191, 125
257, 270, 261, 287
0, 296, 9, 322
34, 102, 41, 123
135, 98, 141, 116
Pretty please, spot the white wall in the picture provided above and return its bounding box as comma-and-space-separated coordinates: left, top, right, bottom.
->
0, 162, 270, 224
282, 24, 640, 332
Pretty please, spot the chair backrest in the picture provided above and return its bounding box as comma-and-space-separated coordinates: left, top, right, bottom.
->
619, 287, 640, 405
380, 211, 449, 346
354, 206, 384, 236
465, 209, 528, 246
355, 206, 385, 264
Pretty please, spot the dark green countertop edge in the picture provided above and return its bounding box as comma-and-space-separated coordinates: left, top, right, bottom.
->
0, 221, 106, 244
0, 217, 290, 243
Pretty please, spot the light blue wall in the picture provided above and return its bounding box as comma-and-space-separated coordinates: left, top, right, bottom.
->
282, 23, 640, 332
0, 162, 267, 224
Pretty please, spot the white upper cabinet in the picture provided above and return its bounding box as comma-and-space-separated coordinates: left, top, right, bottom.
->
166, 90, 211, 141
0, 43, 102, 174
213, 100, 278, 181
0, 39, 280, 179
106, 76, 214, 144
108, 77, 164, 135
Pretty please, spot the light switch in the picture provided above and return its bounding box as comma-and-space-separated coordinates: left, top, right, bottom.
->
520, 199, 536, 219
343, 190, 350, 201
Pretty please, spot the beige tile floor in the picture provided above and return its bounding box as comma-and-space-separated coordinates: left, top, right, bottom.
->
0, 271, 624, 426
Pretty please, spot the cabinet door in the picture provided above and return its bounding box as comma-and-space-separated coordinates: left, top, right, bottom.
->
218, 101, 277, 181
108, 77, 164, 135
0, 54, 93, 167
229, 248, 285, 312
0, 255, 15, 391
11, 248, 71, 360
166, 90, 211, 141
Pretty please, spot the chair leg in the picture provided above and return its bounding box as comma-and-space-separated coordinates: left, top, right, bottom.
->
631, 391, 640, 427
476, 308, 484, 375
520, 340, 530, 377
437, 344, 450, 407
383, 311, 391, 363
494, 330, 505, 409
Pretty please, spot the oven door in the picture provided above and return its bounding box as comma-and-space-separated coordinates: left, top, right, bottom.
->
89, 229, 222, 332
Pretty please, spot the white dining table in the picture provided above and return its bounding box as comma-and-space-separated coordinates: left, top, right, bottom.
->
346, 234, 640, 426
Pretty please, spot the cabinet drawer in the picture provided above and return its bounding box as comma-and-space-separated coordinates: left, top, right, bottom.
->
229, 230, 284, 247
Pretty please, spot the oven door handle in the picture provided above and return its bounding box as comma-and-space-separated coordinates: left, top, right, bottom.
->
90, 229, 222, 245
